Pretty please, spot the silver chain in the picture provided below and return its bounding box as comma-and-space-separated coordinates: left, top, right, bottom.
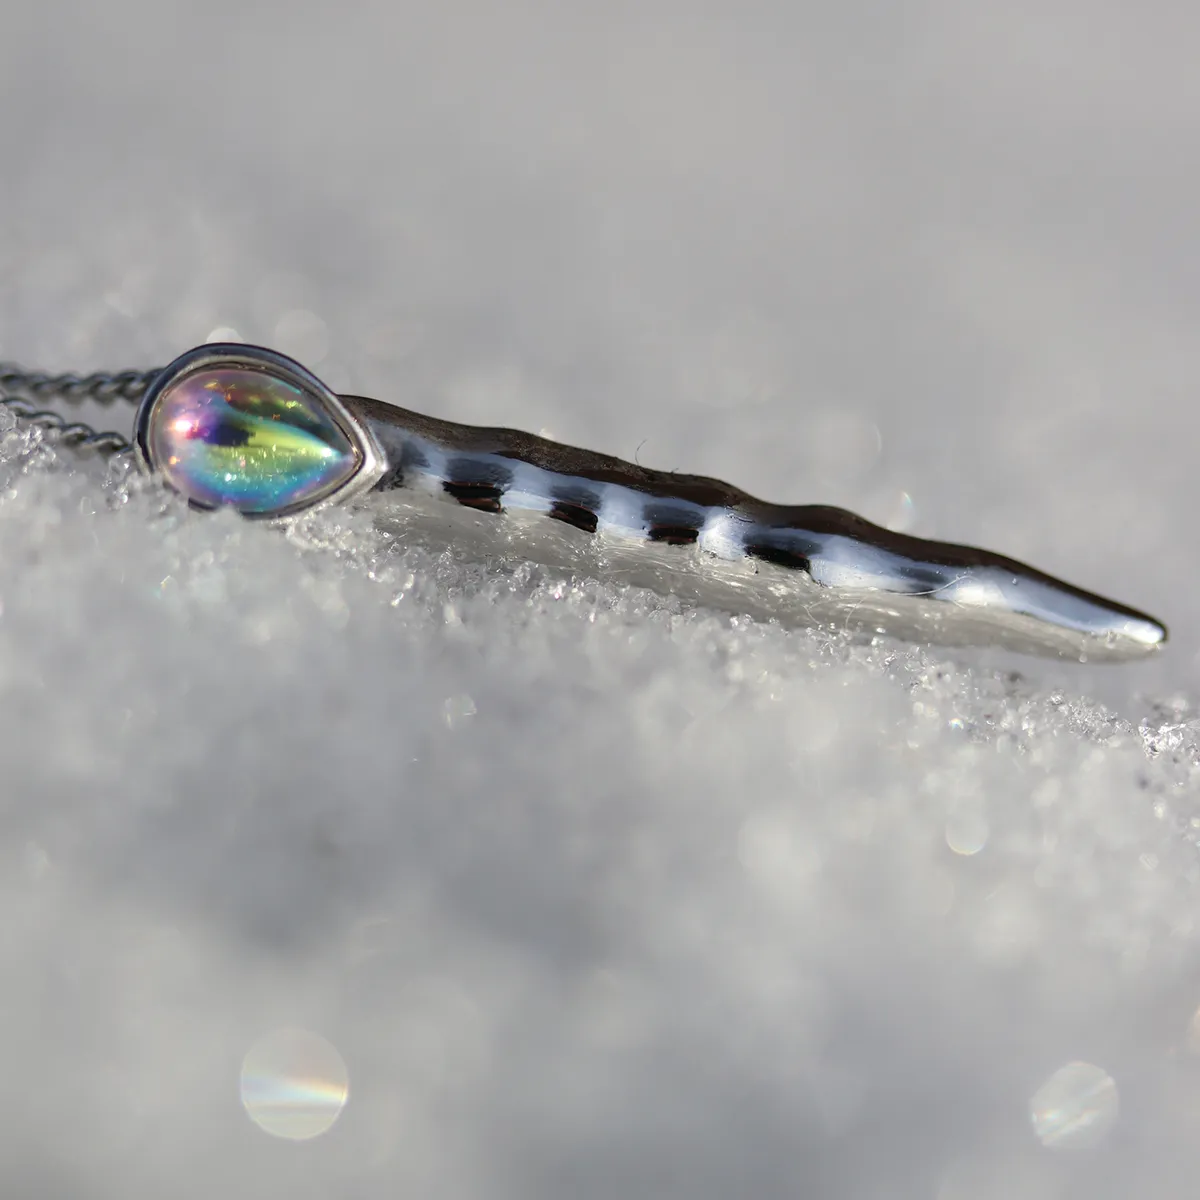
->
0, 365, 162, 457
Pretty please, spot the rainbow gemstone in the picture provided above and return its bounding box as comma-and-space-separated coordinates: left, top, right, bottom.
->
143, 365, 360, 515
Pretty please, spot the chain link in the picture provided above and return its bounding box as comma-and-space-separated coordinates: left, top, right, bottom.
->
0, 366, 160, 406
0, 364, 162, 458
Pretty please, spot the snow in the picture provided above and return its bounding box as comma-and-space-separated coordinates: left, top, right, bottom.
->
1, 1, 1199, 1195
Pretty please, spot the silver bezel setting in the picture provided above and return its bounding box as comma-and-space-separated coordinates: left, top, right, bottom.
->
133, 342, 386, 520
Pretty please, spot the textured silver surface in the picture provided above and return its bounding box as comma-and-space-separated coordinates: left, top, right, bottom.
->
354, 394, 1166, 660
4, 351, 1167, 659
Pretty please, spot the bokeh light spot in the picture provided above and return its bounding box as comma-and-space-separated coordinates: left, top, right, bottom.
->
1029, 1060, 1118, 1149
945, 811, 989, 856
240, 1027, 349, 1141
274, 308, 330, 364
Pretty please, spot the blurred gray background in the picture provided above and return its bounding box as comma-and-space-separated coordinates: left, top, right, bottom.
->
1, 1, 1199, 1196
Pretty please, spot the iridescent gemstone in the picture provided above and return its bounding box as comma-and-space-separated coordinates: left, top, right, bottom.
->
143, 366, 360, 515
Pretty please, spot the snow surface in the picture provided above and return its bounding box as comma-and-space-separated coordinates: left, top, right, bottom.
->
2, 1, 1200, 1195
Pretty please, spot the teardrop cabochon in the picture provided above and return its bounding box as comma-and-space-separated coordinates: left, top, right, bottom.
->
134, 344, 386, 519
